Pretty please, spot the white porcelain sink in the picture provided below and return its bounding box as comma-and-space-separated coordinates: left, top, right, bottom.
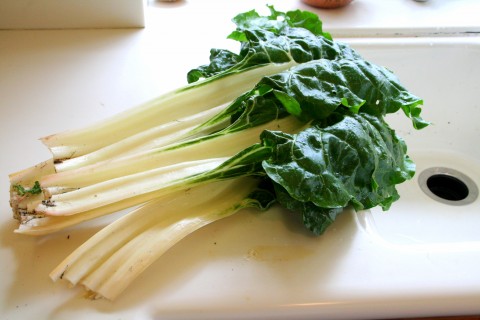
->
1, 31, 480, 319
349, 37, 480, 246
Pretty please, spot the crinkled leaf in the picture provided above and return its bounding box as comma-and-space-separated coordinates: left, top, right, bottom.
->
261, 112, 415, 212
274, 182, 343, 235
257, 59, 425, 127
285, 8, 330, 38
272, 90, 302, 117
186, 49, 242, 84
230, 5, 330, 39
187, 7, 359, 83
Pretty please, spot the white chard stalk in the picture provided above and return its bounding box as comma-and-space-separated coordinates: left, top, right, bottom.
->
50, 178, 259, 301
53, 104, 227, 172
42, 62, 296, 161
7, 54, 302, 300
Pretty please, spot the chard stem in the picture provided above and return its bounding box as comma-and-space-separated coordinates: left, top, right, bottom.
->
50, 177, 259, 300
40, 117, 303, 190
54, 104, 227, 172
9, 160, 55, 221
42, 62, 296, 160
37, 158, 228, 216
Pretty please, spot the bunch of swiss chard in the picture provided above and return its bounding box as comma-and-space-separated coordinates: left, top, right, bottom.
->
8, 6, 427, 300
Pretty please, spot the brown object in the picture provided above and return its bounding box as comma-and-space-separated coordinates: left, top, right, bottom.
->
301, 0, 353, 9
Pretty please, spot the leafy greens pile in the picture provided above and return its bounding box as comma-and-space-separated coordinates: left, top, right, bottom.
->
9, 6, 427, 300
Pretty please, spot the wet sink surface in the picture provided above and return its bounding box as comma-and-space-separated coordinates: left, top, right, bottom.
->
348, 37, 480, 246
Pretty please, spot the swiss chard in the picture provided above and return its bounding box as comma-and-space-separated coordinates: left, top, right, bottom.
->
8, 6, 428, 301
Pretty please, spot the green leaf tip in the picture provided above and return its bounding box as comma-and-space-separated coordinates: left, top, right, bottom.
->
13, 181, 42, 196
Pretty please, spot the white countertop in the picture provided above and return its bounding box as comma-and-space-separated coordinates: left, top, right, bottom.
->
1, 1, 480, 319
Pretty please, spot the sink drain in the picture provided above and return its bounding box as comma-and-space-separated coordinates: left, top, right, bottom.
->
418, 167, 478, 205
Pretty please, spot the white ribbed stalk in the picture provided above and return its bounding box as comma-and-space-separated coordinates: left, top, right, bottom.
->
40, 116, 303, 190
42, 62, 297, 160
9, 160, 55, 220
36, 158, 227, 216
50, 177, 258, 300
54, 104, 227, 172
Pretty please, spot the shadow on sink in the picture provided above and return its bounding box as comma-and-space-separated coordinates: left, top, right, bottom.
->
348, 37, 480, 245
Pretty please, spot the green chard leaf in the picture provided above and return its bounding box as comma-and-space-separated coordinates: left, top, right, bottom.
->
229, 5, 330, 41
187, 7, 360, 83
12, 181, 42, 196
259, 59, 425, 126
274, 183, 343, 236
259, 112, 415, 234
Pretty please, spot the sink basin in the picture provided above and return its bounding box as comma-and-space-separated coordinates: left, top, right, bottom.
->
1, 32, 480, 319
348, 37, 480, 246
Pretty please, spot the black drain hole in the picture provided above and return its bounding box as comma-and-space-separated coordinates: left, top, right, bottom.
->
426, 174, 469, 201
